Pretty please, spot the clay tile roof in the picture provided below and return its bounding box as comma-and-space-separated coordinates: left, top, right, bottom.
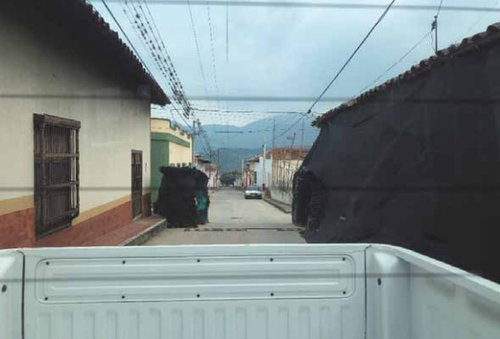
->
313, 22, 500, 127
9, 0, 169, 106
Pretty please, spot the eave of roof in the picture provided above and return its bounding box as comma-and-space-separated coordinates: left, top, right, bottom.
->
13, 0, 169, 106
313, 22, 500, 127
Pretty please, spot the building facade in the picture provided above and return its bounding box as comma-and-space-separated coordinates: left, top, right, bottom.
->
194, 155, 219, 190
296, 22, 500, 282
270, 148, 308, 204
150, 118, 192, 202
0, 1, 168, 248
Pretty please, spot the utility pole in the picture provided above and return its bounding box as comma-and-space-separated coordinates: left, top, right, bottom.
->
192, 119, 196, 165
241, 158, 245, 188
435, 15, 438, 52
432, 15, 438, 53
291, 133, 296, 149
262, 136, 267, 189
272, 117, 276, 150
300, 117, 305, 149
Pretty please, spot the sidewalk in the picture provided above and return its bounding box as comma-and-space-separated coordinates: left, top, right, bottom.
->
82, 216, 167, 247
263, 196, 292, 214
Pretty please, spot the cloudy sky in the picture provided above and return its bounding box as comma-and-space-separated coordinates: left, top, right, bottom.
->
92, 0, 500, 130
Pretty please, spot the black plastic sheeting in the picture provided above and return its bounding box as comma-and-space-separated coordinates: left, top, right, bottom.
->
154, 167, 209, 228
296, 43, 500, 283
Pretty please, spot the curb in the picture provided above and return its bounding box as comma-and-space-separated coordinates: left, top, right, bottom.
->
122, 218, 168, 246
263, 197, 292, 214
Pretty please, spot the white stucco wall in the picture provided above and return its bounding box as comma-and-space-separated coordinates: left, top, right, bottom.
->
0, 13, 152, 214
256, 157, 273, 188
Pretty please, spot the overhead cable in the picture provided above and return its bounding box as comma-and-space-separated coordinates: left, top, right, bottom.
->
101, 1, 500, 13
358, 30, 432, 95
100, 0, 155, 76
307, 0, 397, 113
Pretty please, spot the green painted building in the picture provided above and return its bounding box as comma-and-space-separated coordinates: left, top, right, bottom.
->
150, 118, 192, 204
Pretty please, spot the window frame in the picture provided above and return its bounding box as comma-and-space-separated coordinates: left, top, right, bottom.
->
34, 114, 80, 238
131, 149, 143, 220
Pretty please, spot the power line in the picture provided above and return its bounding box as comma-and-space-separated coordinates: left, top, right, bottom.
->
101, 1, 500, 13
132, 0, 190, 109
185, 0, 220, 144
206, 2, 221, 109
100, 0, 155, 76
185, 95, 349, 102
431, 0, 445, 52
226, 0, 229, 61
453, 0, 500, 42
108, 0, 195, 120
131, 0, 192, 113
204, 1, 226, 146
307, 0, 396, 113
436, 0, 445, 18
358, 30, 432, 95
186, 0, 210, 100
190, 107, 317, 115
273, 115, 313, 143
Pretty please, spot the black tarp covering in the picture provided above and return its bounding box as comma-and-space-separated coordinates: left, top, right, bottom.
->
297, 41, 500, 283
154, 167, 209, 228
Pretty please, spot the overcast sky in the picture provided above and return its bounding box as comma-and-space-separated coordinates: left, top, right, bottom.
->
92, 0, 500, 129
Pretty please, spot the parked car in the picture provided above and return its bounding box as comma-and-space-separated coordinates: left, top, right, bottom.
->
244, 186, 262, 199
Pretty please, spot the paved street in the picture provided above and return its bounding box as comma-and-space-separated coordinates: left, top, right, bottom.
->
144, 188, 305, 245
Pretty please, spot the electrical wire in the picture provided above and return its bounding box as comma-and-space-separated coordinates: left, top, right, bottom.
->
100, 1, 500, 13
190, 107, 319, 115
133, 0, 192, 113
122, 2, 189, 118
358, 30, 432, 95
307, 0, 397, 113
186, 0, 210, 100
206, 2, 221, 109
436, 0, 445, 19
205, 1, 226, 145
100, 0, 155, 77
452, 0, 500, 42
272, 115, 310, 144
226, 0, 229, 62
185, 0, 220, 140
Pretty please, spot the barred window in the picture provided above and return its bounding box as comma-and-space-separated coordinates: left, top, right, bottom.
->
34, 114, 80, 237
131, 150, 143, 219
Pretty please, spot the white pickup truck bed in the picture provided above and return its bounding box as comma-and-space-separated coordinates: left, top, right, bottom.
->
1, 244, 499, 339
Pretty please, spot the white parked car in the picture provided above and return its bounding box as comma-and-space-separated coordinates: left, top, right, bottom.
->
244, 186, 262, 199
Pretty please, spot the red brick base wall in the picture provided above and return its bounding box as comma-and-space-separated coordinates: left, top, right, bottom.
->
0, 193, 151, 248
0, 208, 35, 248
35, 201, 133, 248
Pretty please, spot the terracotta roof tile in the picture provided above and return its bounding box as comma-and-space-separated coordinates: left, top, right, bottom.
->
313, 22, 500, 127
8, 0, 169, 106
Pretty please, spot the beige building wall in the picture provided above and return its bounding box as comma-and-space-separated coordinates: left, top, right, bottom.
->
151, 118, 192, 165
169, 142, 193, 165
0, 12, 151, 218
151, 119, 192, 143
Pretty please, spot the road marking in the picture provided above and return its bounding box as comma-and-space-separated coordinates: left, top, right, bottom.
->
184, 227, 302, 232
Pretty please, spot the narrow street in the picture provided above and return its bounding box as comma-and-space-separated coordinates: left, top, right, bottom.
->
144, 188, 305, 245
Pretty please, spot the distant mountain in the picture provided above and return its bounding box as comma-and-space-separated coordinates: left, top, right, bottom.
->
177, 114, 318, 173
190, 114, 319, 151
214, 148, 262, 173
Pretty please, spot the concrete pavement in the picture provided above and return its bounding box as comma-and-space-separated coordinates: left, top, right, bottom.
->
143, 188, 305, 245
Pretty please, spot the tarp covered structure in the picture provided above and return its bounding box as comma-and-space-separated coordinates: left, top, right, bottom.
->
154, 167, 209, 228
295, 23, 500, 283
